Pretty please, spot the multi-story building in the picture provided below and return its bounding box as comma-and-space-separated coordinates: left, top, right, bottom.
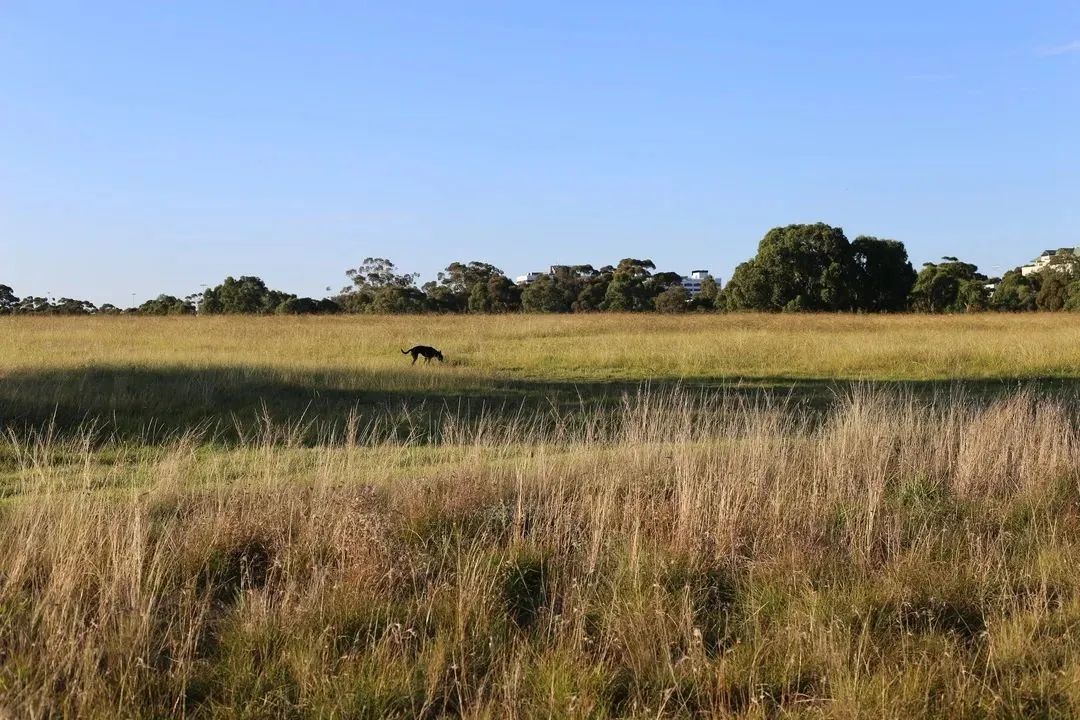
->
680, 270, 714, 297
1021, 248, 1079, 276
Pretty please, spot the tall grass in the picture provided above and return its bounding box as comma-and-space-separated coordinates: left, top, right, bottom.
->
1, 387, 1078, 718
4, 313, 1080, 383
5, 313, 1078, 444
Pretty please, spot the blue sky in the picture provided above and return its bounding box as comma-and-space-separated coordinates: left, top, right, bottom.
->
2, 2, 1078, 306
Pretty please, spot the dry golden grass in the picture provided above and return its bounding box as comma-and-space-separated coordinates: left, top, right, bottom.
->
1, 387, 1079, 718
2, 312, 1078, 383
1, 314, 1079, 717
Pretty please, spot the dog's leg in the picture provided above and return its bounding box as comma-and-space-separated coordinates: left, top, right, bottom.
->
411, 354, 417, 365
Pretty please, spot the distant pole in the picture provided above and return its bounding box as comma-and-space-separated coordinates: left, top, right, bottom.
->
131, 292, 136, 308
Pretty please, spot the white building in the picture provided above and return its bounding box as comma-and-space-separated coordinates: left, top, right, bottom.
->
514, 272, 545, 285
1021, 248, 1079, 277
680, 270, 714, 297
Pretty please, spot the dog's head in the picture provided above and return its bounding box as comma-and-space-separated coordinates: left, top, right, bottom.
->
436, 351, 445, 362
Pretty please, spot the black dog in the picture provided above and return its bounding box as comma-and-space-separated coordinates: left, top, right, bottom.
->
401, 345, 445, 364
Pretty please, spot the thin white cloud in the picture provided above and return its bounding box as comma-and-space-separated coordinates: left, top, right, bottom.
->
1038, 40, 1080, 56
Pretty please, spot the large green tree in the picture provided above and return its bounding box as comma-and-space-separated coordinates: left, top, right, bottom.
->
990, 270, 1039, 312
276, 297, 340, 314
369, 286, 429, 314
138, 295, 196, 315
850, 236, 917, 312
1035, 272, 1071, 311
467, 275, 521, 313
521, 266, 600, 313
521, 274, 574, 313
0, 285, 17, 314
199, 276, 294, 314
722, 224, 857, 312
654, 285, 690, 313
1038, 254, 1080, 311
339, 258, 425, 314
53, 298, 97, 315
423, 261, 520, 313
571, 266, 610, 312
909, 258, 989, 313
689, 276, 719, 311
603, 259, 656, 311
344, 258, 418, 292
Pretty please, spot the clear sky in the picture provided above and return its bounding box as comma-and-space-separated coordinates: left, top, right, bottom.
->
2, 2, 1078, 306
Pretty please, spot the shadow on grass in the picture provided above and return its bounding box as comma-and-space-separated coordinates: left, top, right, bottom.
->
1, 364, 1077, 445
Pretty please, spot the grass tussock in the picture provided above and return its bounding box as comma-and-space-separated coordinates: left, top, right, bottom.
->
0, 387, 1078, 717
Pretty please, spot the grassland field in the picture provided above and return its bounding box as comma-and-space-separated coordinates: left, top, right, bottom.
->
0, 313, 1079, 718
2, 313, 1078, 442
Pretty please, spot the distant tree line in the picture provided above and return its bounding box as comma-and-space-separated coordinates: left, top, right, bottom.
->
4, 223, 1080, 316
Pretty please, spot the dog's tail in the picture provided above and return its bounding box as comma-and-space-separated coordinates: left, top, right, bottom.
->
401, 348, 410, 354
